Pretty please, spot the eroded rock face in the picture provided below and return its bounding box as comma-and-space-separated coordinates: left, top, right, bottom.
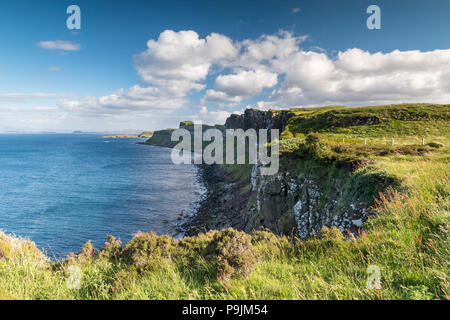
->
225, 109, 293, 140
247, 159, 368, 238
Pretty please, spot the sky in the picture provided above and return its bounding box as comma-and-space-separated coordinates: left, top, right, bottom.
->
0, 0, 449, 132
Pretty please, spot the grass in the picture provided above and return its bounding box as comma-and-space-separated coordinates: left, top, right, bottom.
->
282, 103, 449, 144
1, 153, 447, 300
102, 131, 154, 139
0, 103, 448, 300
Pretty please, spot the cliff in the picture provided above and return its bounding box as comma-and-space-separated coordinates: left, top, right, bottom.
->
1, 103, 448, 300
225, 109, 294, 141
181, 103, 449, 238
144, 121, 222, 148
144, 128, 177, 148
141, 103, 448, 240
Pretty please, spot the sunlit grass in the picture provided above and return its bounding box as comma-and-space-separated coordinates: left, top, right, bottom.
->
0, 104, 448, 300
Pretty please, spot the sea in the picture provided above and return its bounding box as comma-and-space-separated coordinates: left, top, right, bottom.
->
0, 134, 205, 258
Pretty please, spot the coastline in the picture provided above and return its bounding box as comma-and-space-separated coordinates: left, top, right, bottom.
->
137, 140, 242, 237
181, 163, 251, 236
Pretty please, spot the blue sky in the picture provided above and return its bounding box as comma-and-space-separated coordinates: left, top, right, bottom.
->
0, 0, 449, 132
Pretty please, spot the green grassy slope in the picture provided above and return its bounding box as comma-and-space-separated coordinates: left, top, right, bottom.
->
102, 131, 154, 139
0, 103, 448, 300
281, 103, 449, 145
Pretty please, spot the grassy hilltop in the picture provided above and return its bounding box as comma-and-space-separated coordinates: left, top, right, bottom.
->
0, 103, 449, 300
102, 131, 154, 139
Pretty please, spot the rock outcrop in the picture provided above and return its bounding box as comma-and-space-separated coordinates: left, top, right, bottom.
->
144, 128, 177, 148
145, 107, 391, 239
144, 122, 223, 149
246, 159, 368, 237
225, 109, 293, 140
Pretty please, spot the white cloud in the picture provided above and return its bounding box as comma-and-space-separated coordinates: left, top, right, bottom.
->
263, 47, 450, 107
18, 29, 449, 132
201, 31, 305, 103
291, 8, 301, 14
133, 30, 237, 97
60, 31, 308, 117
236, 31, 306, 68
203, 89, 243, 103
335, 48, 450, 74
193, 106, 236, 125
215, 69, 278, 97
58, 85, 186, 116
60, 30, 240, 118
37, 41, 80, 51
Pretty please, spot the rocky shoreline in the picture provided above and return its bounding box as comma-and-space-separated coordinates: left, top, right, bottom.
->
136, 142, 250, 237
181, 164, 252, 236
139, 107, 409, 239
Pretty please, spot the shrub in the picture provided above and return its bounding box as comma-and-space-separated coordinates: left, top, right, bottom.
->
305, 132, 323, 151
343, 166, 400, 205
121, 233, 176, 272
279, 138, 303, 153
0, 240, 13, 260
319, 226, 345, 242
77, 240, 97, 262
178, 231, 216, 258
427, 142, 443, 148
99, 235, 122, 263
178, 229, 258, 282
210, 228, 257, 282
251, 230, 279, 244
405, 285, 434, 300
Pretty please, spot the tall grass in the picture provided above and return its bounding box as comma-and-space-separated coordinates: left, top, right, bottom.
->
0, 158, 448, 299
0, 104, 448, 300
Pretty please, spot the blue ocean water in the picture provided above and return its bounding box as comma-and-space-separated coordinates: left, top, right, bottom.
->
0, 134, 204, 258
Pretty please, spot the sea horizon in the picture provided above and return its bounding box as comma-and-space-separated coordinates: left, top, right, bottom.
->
0, 133, 204, 258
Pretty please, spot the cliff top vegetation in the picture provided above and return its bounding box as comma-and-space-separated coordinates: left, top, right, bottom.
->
1, 103, 448, 300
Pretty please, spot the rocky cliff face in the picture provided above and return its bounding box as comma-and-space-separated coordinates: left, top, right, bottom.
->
145, 122, 222, 149
144, 128, 177, 148
221, 109, 370, 237
246, 158, 368, 237
146, 108, 375, 239
225, 109, 293, 140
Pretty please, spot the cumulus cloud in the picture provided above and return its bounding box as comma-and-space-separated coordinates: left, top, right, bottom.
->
236, 31, 306, 67
133, 30, 237, 97
193, 106, 236, 125
58, 85, 186, 116
37, 41, 80, 51
59, 30, 240, 120
201, 31, 305, 104
60, 30, 307, 118
203, 89, 243, 103
214, 70, 278, 97
264, 47, 450, 107
202, 69, 278, 104
43, 29, 450, 129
